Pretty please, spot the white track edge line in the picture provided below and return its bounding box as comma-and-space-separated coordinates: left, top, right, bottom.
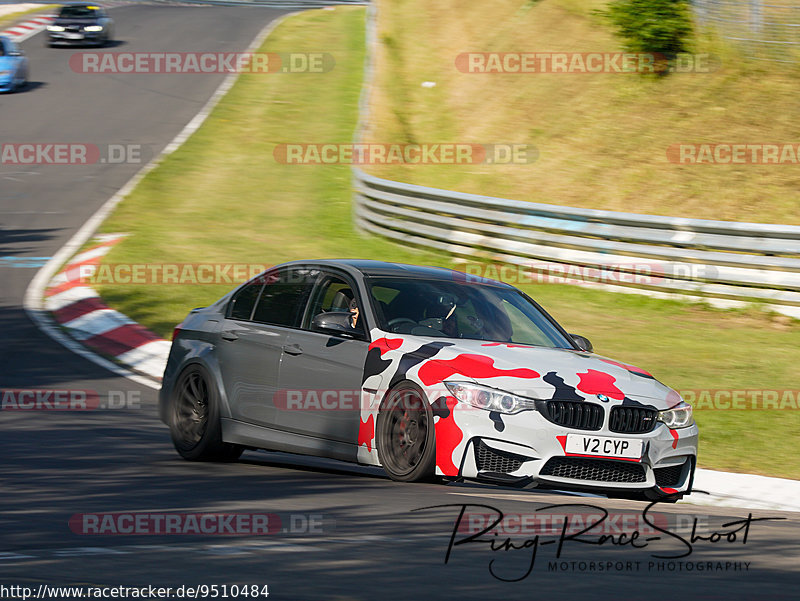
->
23, 10, 300, 390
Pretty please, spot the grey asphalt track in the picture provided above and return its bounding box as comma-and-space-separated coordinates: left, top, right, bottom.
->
0, 3, 798, 600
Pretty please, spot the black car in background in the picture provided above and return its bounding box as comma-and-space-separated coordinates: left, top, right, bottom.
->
46, 3, 114, 47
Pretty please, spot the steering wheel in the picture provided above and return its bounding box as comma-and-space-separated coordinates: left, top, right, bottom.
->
388, 317, 418, 332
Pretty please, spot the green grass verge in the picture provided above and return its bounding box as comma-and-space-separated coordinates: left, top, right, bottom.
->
365, 0, 800, 225
95, 6, 800, 479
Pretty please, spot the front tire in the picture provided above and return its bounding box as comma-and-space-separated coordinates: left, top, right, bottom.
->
168, 364, 243, 462
376, 382, 437, 482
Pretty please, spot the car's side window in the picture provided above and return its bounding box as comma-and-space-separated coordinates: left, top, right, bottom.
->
306, 274, 366, 334
251, 268, 317, 328
228, 280, 264, 321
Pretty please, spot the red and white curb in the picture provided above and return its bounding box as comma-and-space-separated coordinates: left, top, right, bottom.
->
44, 234, 170, 380
1, 13, 53, 43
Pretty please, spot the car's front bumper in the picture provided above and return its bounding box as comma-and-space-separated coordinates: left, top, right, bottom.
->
48, 32, 104, 45
443, 400, 699, 497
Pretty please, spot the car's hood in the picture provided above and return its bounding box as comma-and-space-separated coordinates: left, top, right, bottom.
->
380, 334, 680, 409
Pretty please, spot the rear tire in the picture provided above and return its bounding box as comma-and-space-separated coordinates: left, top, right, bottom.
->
376, 382, 437, 482
168, 364, 243, 462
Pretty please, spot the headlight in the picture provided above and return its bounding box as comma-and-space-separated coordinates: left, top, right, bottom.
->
445, 381, 536, 415
658, 401, 694, 429
47, 25, 65, 32
84, 25, 103, 32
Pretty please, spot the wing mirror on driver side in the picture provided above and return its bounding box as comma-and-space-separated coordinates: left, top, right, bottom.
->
311, 312, 362, 338
570, 333, 593, 352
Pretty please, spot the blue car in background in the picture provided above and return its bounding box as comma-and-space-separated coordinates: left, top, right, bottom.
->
0, 35, 28, 92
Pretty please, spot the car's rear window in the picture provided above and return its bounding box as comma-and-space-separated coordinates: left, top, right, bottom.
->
250, 268, 317, 328
228, 282, 262, 321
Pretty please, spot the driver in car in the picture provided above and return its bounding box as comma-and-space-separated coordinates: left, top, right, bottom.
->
329, 288, 361, 329
348, 297, 360, 329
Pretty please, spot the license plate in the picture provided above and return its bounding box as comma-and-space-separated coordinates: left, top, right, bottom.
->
64, 33, 83, 40
565, 434, 643, 459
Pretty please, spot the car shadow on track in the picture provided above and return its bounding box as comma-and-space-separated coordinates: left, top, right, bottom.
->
239, 449, 600, 503
48, 39, 127, 49
16, 81, 46, 93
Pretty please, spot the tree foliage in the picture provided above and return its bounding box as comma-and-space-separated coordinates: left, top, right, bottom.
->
604, 0, 694, 54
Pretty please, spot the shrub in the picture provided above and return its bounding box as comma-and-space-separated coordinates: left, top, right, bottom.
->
604, 0, 694, 54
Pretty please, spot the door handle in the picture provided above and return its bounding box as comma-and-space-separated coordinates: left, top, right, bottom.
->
282, 343, 303, 356
221, 331, 239, 341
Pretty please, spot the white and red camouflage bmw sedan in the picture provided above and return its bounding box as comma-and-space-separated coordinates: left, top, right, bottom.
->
160, 260, 697, 501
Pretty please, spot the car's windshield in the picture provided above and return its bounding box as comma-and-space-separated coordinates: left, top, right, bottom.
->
367, 277, 574, 348
59, 6, 100, 19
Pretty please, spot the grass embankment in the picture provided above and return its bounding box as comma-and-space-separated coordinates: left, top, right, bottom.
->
366, 0, 800, 224
95, 5, 800, 478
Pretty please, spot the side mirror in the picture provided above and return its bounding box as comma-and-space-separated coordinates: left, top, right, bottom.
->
311, 311, 362, 338
570, 333, 593, 352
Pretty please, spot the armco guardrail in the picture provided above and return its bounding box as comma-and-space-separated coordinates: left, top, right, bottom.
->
352, 168, 800, 317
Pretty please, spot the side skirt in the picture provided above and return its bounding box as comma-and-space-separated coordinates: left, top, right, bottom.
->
221, 418, 359, 464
